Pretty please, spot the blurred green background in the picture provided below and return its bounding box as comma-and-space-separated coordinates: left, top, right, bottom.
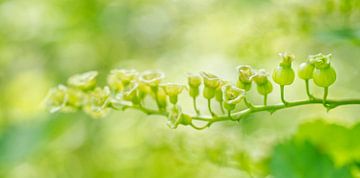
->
0, 0, 360, 177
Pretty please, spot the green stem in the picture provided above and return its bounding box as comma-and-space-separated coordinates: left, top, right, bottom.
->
305, 80, 314, 100
192, 96, 200, 115
244, 97, 254, 109
228, 110, 235, 121
207, 99, 216, 117
323, 87, 328, 107
110, 97, 360, 127
280, 85, 287, 105
219, 101, 225, 114
264, 94, 268, 106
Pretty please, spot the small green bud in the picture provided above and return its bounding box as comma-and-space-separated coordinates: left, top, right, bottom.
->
179, 114, 192, 126
222, 84, 245, 111
161, 83, 185, 105
203, 87, 216, 100
84, 86, 111, 118
67, 71, 98, 91
139, 70, 165, 88
167, 105, 182, 129
122, 82, 140, 104
298, 62, 314, 80
215, 80, 229, 102
187, 73, 202, 88
189, 87, 199, 98
107, 69, 138, 91
310, 53, 336, 87
161, 83, 185, 97
236, 65, 254, 91
278, 52, 294, 67
200, 72, 221, 89
252, 69, 273, 95
44, 85, 69, 113
156, 87, 167, 109
309, 53, 331, 69
272, 52, 295, 86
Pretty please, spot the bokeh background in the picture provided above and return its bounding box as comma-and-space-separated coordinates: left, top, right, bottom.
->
0, 0, 360, 177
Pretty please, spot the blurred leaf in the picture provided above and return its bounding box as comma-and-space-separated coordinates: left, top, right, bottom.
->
270, 140, 352, 178
295, 120, 360, 165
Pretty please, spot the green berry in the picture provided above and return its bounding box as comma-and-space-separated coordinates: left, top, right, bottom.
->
272, 52, 295, 85
298, 62, 314, 80
252, 69, 273, 95
222, 84, 245, 111
310, 53, 336, 87
313, 66, 336, 87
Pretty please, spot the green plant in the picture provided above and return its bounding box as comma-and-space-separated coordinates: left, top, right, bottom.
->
44, 53, 360, 130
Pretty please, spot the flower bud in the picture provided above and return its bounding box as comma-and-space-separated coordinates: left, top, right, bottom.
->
222, 84, 245, 111
251, 69, 273, 95
187, 73, 202, 88
200, 72, 221, 89
278, 52, 294, 67
161, 83, 185, 105
179, 114, 192, 126
272, 53, 295, 86
122, 82, 140, 104
203, 87, 216, 100
107, 69, 138, 91
67, 71, 98, 91
215, 80, 229, 102
309, 53, 331, 69
84, 86, 111, 118
167, 105, 182, 129
236, 65, 254, 91
156, 87, 167, 109
44, 85, 68, 113
310, 54, 336, 87
139, 70, 165, 88
298, 62, 314, 80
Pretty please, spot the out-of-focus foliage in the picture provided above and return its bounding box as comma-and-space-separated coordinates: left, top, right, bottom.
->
0, 0, 360, 177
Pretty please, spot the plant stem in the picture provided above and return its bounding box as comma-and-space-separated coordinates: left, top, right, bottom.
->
207, 99, 216, 116
264, 94, 268, 106
219, 101, 225, 114
192, 96, 200, 115
111, 97, 360, 127
305, 80, 314, 100
244, 97, 254, 109
280, 85, 287, 105
323, 87, 328, 107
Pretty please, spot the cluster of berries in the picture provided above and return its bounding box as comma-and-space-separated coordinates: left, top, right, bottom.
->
45, 53, 336, 128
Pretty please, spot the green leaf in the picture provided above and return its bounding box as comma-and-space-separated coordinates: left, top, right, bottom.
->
270, 140, 352, 178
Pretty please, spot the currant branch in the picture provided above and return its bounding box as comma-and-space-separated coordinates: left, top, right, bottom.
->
44, 53, 360, 130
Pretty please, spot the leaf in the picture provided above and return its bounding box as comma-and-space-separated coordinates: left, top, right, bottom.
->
270, 140, 352, 178
296, 120, 360, 165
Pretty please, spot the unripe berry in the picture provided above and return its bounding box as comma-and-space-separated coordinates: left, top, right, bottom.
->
272, 53, 295, 86
310, 54, 336, 87
215, 80, 228, 102
201, 72, 221, 89
187, 73, 202, 88
84, 86, 111, 118
201, 72, 221, 99
236, 65, 254, 91
252, 69, 273, 95
298, 62, 314, 80
156, 87, 167, 109
122, 82, 140, 104
222, 84, 245, 111
107, 69, 138, 91
161, 83, 185, 105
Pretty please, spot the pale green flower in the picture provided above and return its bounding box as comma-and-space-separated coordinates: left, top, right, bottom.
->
68, 71, 98, 91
